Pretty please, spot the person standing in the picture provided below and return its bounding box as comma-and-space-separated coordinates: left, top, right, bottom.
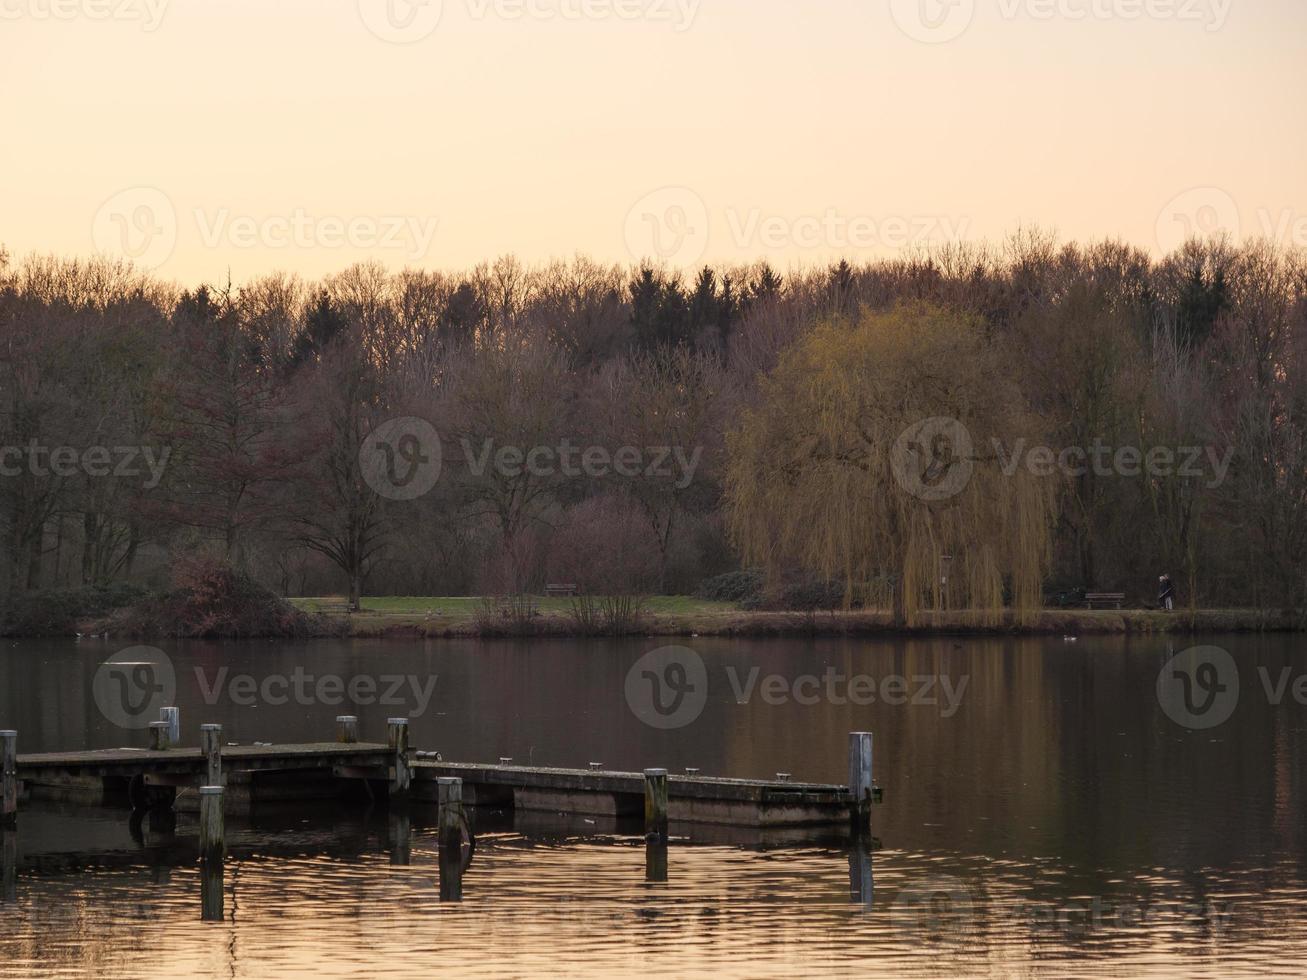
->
1158, 573, 1175, 611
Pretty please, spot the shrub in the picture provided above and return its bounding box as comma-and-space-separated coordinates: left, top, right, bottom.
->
696, 569, 843, 610
740, 577, 847, 611
112, 558, 315, 638
472, 594, 539, 636
695, 569, 764, 603
1, 583, 152, 637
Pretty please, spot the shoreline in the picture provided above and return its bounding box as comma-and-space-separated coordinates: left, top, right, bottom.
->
342, 608, 1302, 640
7, 604, 1299, 642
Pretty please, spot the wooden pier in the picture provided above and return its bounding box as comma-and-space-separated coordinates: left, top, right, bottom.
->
0, 715, 884, 910
2, 716, 882, 831
410, 761, 866, 827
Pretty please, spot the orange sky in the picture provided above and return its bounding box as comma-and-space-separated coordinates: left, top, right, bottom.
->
2, 0, 1304, 284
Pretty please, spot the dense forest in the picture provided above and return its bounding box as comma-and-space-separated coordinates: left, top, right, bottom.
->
1, 232, 1304, 614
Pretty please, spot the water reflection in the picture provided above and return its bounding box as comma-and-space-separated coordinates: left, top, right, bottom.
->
2, 798, 1303, 979
2, 633, 1307, 975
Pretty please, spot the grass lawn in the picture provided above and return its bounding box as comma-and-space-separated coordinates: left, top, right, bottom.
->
284, 597, 1300, 637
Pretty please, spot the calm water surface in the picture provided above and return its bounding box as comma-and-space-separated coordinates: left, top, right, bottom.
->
1, 633, 1305, 977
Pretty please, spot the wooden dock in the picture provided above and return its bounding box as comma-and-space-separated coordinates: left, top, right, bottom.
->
411, 762, 864, 827
0, 716, 884, 910
1, 717, 882, 831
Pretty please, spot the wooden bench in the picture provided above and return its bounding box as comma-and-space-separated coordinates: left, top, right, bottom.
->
545, 584, 579, 597
1085, 592, 1125, 610
316, 598, 353, 616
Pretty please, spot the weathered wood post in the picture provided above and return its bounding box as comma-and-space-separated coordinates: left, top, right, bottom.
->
336, 715, 358, 744
645, 839, 668, 883
389, 810, 411, 866
437, 777, 463, 849
387, 718, 410, 800
199, 786, 224, 864
848, 732, 874, 837
160, 707, 180, 746
1, 731, 16, 830
644, 768, 668, 843
437, 777, 465, 901
1, 827, 15, 903
149, 721, 172, 752
200, 859, 224, 922
200, 724, 222, 786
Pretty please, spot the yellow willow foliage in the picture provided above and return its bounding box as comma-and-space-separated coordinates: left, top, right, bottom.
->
725, 303, 1056, 626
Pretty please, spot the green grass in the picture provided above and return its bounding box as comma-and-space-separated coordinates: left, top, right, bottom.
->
289, 595, 738, 617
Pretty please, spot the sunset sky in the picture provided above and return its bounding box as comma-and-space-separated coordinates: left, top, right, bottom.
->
3, 0, 1304, 284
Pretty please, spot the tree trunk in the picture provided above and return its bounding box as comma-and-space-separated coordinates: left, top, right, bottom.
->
82, 511, 98, 585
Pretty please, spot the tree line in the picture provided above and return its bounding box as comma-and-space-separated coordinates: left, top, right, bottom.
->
1, 232, 1304, 613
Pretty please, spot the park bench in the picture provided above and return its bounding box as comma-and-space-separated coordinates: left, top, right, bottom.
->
317, 598, 353, 615
1085, 592, 1125, 610
545, 583, 579, 597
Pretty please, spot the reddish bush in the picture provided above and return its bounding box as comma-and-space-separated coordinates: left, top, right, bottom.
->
113, 557, 317, 638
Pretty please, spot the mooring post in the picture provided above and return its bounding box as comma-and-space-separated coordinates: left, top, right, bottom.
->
200, 858, 224, 922
387, 718, 410, 799
160, 707, 180, 746
644, 768, 668, 843
389, 810, 412, 866
437, 777, 463, 850
645, 839, 668, 883
1, 827, 15, 903
149, 721, 172, 752
199, 786, 224, 864
437, 776, 465, 901
200, 724, 223, 786
848, 732, 874, 837
1, 731, 16, 830
336, 715, 358, 744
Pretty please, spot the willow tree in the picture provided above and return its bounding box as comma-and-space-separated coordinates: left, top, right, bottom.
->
725, 303, 1055, 626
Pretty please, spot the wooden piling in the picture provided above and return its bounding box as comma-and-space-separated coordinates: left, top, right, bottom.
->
160, 707, 180, 746
645, 839, 668, 883
389, 810, 411, 866
200, 724, 222, 786
644, 768, 668, 843
1, 732, 16, 830
200, 859, 224, 922
438, 844, 464, 901
437, 776, 463, 849
336, 715, 358, 744
387, 718, 410, 798
437, 776, 465, 901
1, 828, 15, 903
199, 786, 224, 864
149, 721, 172, 752
848, 732, 874, 837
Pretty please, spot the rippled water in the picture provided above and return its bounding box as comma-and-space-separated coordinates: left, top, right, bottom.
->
2, 633, 1306, 977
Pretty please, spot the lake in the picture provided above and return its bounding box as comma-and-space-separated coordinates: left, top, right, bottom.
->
1, 633, 1305, 977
